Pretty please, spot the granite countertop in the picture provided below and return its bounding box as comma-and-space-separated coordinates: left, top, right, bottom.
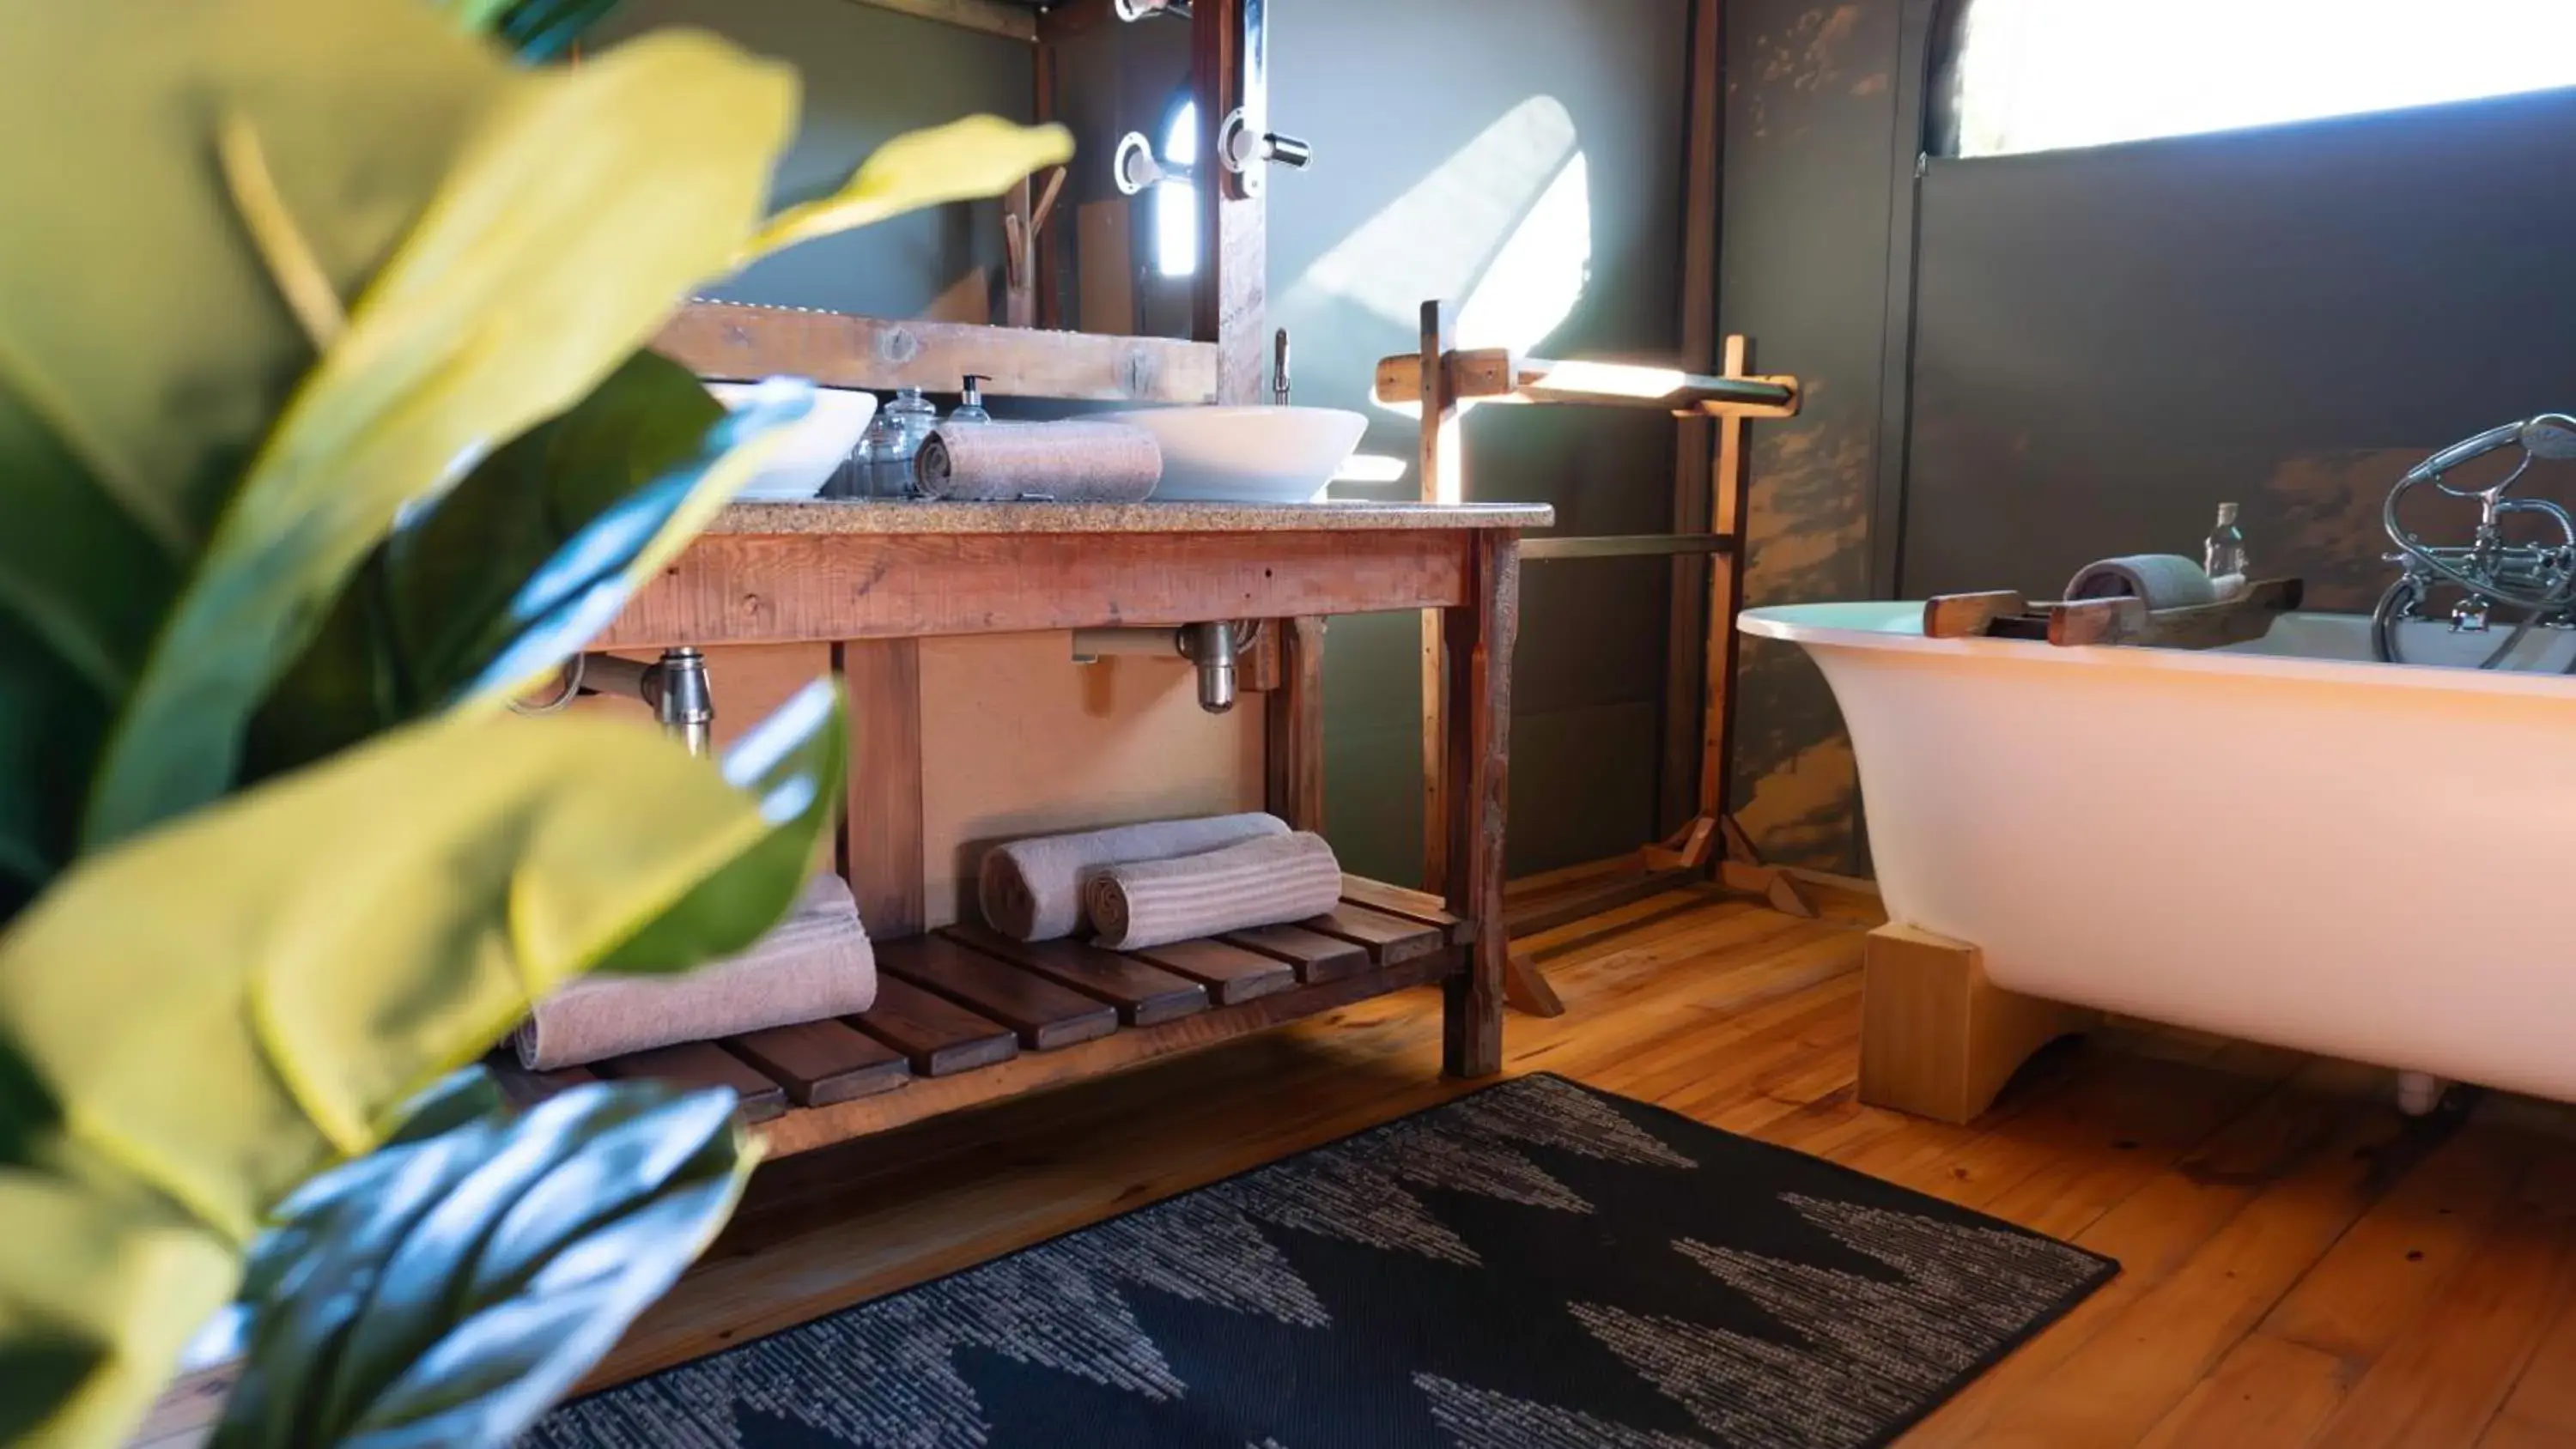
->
709, 498, 1557, 536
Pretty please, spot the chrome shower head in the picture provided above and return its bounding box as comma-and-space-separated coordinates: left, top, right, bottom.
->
2523, 414, 2576, 460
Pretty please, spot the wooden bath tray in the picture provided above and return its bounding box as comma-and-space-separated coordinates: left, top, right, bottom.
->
1924, 577, 2303, 650
489, 874, 1469, 1158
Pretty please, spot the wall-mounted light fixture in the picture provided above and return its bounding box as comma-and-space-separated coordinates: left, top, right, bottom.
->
1113, 130, 1188, 196
1113, 0, 1192, 21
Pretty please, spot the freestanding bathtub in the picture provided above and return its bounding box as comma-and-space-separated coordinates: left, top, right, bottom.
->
1743, 602, 2576, 1106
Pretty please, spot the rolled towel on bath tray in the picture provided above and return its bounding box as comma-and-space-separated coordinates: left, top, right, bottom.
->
514, 871, 877, 1071
914, 421, 1163, 503
1085, 831, 1347, 953
980, 812, 1291, 942
2063, 554, 2220, 610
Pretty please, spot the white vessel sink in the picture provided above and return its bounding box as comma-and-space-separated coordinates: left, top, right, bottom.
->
707, 382, 878, 500
1099, 405, 1368, 503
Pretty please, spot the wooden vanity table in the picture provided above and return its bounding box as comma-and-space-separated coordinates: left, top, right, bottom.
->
499, 497, 1552, 1157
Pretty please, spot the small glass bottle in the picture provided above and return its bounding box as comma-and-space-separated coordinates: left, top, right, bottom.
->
949, 373, 993, 426
854, 407, 902, 499
2205, 501, 2246, 586
876, 387, 939, 498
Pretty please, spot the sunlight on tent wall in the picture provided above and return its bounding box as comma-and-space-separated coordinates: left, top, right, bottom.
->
1951, 0, 2576, 157
1285, 96, 1595, 499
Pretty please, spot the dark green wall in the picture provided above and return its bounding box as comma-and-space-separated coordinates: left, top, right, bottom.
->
596, 0, 1035, 319
1718, 0, 1907, 875
1269, 0, 1692, 882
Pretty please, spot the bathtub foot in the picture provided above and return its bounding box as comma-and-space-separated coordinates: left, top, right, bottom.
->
2396, 1071, 2446, 1118
1859, 923, 2099, 1125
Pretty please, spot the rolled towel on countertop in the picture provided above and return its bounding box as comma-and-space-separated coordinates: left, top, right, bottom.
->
514, 872, 876, 1071
913, 421, 1163, 503
980, 812, 1291, 943
1086, 831, 1346, 952
2063, 554, 2221, 610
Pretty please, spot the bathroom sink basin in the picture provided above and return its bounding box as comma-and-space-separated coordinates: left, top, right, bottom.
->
707, 382, 877, 500
1098, 405, 1368, 503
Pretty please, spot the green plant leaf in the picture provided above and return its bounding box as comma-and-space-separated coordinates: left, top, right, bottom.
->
215, 1083, 750, 1449
0, 0, 512, 564
741, 114, 1076, 265
0, 694, 838, 1248
0, 615, 103, 917
0, 1171, 240, 1449
0, 0, 515, 898
80, 27, 799, 850
496, 0, 632, 60
385, 1070, 507, 1149
433, 0, 521, 33
243, 358, 810, 778
598, 676, 848, 971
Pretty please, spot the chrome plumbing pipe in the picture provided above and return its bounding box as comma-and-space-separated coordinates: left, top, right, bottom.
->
2374, 414, 2576, 671
1071, 621, 1264, 715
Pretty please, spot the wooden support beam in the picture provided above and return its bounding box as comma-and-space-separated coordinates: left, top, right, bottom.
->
1443, 531, 1522, 1076
1665, 0, 1723, 835
1419, 300, 1459, 897
656, 301, 1218, 404
827, 0, 1036, 41
1193, 0, 1267, 403
599, 530, 1473, 649
1719, 858, 1820, 919
838, 640, 927, 940
1370, 349, 1798, 416
1522, 534, 1735, 562
1263, 616, 1326, 831
1858, 924, 2097, 1124
1702, 334, 1754, 821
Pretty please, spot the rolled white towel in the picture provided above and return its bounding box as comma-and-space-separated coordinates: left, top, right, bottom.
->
1085, 832, 1346, 953
515, 872, 876, 1071
2063, 554, 2220, 610
978, 813, 1291, 942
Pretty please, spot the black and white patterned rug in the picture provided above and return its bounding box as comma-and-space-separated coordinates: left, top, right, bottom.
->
526, 1074, 2116, 1449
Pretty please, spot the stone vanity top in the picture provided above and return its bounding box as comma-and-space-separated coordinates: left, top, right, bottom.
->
708, 498, 1557, 536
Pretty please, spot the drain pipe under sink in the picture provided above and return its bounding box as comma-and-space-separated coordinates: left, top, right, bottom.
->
1072, 621, 1263, 714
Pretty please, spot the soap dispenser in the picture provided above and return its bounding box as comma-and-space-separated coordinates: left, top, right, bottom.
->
950, 373, 993, 426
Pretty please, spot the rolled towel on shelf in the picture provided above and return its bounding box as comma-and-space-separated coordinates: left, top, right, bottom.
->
514, 872, 877, 1071
1086, 831, 1346, 953
980, 812, 1291, 943
913, 421, 1163, 503
2063, 554, 2221, 610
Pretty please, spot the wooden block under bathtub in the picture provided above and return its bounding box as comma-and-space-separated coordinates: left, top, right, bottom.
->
1857, 923, 2099, 1125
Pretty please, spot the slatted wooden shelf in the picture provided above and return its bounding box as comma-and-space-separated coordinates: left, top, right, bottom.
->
490, 876, 1467, 1156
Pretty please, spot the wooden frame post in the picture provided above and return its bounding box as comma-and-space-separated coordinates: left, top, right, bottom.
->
1419, 298, 1459, 896
1193, 0, 1267, 403
1443, 531, 1521, 1076
838, 639, 927, 939
1662, 0, 1724, 837
1859, 924, 2097, 1123
1264, 616, 1326, 830
1645, 332, 1819, 918
1415, 305, 1567, 1021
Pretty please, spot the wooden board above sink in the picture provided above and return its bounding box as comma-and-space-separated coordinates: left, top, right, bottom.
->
656, 300, 1222, 405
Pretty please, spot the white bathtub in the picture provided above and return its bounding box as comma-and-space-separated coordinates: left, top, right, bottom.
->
1743, 603, 2576, 1102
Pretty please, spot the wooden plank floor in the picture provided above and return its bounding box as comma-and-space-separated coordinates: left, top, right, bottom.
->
133, 887, 2576, 1447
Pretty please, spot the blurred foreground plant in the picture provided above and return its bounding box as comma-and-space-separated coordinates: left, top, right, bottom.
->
0, 1, 1068, 1443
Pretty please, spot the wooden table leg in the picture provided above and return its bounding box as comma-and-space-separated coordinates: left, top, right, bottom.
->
1263, 616, 1326, 832
1443, 530, 1520, 1077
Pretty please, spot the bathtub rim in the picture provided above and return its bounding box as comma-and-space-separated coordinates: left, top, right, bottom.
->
1741, 602, 2576, 702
